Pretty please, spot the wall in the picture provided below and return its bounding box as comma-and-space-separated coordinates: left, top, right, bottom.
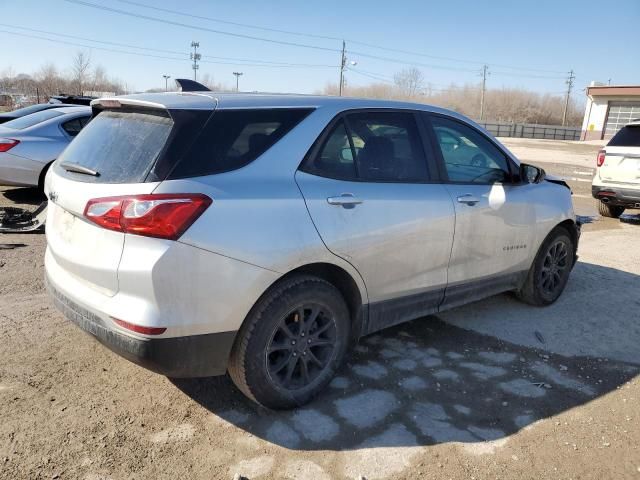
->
581, 95, 640, 141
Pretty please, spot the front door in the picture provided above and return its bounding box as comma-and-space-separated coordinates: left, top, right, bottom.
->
296, 110, 455, 332
426, 114, 535, 309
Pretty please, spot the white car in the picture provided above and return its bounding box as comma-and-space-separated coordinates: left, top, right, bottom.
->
592, 120, 640, 217
0, 106, 91, 191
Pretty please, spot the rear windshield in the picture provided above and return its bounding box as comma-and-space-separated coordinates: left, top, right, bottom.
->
2, 104, 53, 117
608, 125, 640, 147
2, 109, 63, 130
168, 108, 313, 179
56, 110, 174, 183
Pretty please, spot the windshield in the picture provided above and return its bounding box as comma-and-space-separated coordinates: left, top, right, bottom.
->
2, 109, 64, 130
56, 109, 174, 183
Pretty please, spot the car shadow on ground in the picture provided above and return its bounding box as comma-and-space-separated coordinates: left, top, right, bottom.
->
1, 187, 46, 206
172, 262, 639, 452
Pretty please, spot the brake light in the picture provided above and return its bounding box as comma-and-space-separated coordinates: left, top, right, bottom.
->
84, 194, 211, 240
113, 318, 166, 335
0, 138, 19, 152
597, 150, 606, 167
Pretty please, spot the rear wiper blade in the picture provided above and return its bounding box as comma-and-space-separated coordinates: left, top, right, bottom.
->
60, 162, 100, 177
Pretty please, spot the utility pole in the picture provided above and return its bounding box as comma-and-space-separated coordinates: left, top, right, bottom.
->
190, 41, 201, 81
233, 72, 243, 92
162, 74, 171, 92
479, 64, 489, 121
339, 40, 346, 96
562, 69, 575, 126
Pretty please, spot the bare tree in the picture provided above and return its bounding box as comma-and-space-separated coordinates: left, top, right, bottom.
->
71, 51, 91, 95
35, 63, 60, 98
394, 68, 425, 98
319, 73, 584, 126
199, 73, 227, 92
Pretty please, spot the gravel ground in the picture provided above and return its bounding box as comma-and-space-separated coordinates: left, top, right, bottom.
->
1, 138, 639, 480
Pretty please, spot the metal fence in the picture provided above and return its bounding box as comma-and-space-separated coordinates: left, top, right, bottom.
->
478, 122, 581, 140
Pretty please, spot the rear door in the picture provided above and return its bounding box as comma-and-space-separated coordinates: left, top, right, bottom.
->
296, 110, 455, 332
425, 113, 535, 308
601, 125, 640, 186
45, 107, 179, 295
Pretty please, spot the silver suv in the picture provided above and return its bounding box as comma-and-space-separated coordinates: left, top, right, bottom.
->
45, 93, 579, 409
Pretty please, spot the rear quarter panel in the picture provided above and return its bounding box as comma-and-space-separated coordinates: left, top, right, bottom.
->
153, 106, 369, 304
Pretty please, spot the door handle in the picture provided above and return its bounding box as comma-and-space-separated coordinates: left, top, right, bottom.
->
327, 193, 363, 208
457, 194, 480, 206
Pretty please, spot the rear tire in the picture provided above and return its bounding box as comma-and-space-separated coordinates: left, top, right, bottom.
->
597, 200, 624, 218
517, 227, 575, 306
228, 275, 350, 409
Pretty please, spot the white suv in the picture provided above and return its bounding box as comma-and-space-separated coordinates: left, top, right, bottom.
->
592, 120, 640, 217
45, 93, 579, 409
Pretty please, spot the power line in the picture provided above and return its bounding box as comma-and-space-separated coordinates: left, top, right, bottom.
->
109, 0, 567, 75
63, 0, 342, 53
113, 0, 342, 43
0, 26, 336, 68
0, 29, 186, 62
63, 0, 571, 79
0, 22, 187, 56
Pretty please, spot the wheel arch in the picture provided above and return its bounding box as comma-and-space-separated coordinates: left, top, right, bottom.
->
248, 262, 368, 342
37, 160, 55, 193
555, 218, 580, 262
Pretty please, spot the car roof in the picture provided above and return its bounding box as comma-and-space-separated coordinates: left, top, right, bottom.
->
92, 92, 458, 116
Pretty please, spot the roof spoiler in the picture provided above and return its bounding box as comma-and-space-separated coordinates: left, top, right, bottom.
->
174, 78, 211, 92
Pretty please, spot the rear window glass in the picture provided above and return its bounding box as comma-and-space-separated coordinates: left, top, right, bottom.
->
56, 110, 173, 183
3, 104, 53, 117
169, 108, 313, 178
608, 125, 640, 147
2, 109, 63, 130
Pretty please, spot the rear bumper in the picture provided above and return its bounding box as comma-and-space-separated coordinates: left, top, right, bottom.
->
592, 185, 640, 208
46, 275, 236, 377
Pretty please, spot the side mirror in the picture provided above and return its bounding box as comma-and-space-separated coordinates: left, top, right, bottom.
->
520, 163, 546, 184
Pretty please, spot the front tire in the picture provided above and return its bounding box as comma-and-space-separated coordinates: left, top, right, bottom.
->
228, 275, 350, 409
517, 227, 575, 306
597, 200, 624, 218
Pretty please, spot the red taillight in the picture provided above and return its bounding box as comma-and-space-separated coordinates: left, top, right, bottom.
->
0, 138, 19, 152
113, 318, 166, 335
597, 150, 606, 167
84, 194, 212, 240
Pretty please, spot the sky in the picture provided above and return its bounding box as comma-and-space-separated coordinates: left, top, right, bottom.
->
1, 0, 639, 97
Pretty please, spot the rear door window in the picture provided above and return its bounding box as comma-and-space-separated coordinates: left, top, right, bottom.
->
301, 111, 430, 183
61, 116, 91, 137
347, 111, 429, 182
304, 120, 358, 180
608, 126, 640, 147
55, 110, 174, 183
169, 108, 313, 178
1, 109, 63, 130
